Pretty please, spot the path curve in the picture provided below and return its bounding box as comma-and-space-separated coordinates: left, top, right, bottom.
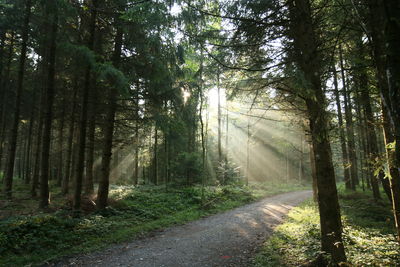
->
49, 190, 311, 267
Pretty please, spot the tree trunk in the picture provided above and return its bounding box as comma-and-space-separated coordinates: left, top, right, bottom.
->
24, 89, 37, 184
339, 47, 358, 189
134, 120, 139, 185
85, 85, 96, 194
382, 103, 400, 242
246, 118, 250, 185
96, 11, 123, 210
309, 142, 318, 202
0, 33, 15, 174
133, 87, 140, 185
288, 0, 346, 262
62, 81, 78, 195
353, 87, 367, 191
73, 0, 99, 211
56, 97, 65, 186
333, 66, 351, 189
39, 2, 57, 209
382, 0, 400, 242
352, 35, 387, 199
217, 68, 222, 169
154, 125, 158, 185
3, 0, 32, 198
31, 91, 45, 197
0, 32, 6, 172
359, 75, 382, 200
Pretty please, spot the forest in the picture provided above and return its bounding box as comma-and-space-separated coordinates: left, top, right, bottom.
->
0, 0, 399, 266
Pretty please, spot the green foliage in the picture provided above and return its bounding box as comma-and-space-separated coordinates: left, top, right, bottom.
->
216, 161, 243, 185
170, 152, 203, 181
253, 190, 400, 267
95, 62, 129, 95
0, 183, 307, 266
59, 42, 96, 66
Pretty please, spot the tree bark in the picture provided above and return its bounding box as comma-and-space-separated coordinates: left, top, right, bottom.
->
85, 85, 96, 194
24, 89, 37, 184
3, 0, 32, 198
56, 96, 65, 186
154, 125, 158, 185
39, 2, 58, 209
339, 46, 358, 189
62, 81, 78, 195
382, 0, 400, 242
359, 75, 382, 200
333, 66, 351, 189
288, 0, 346, 262
73, 0, 99, 211
217, 68, 222, 169
96, 10, 123, 210
0, 33, 14, 173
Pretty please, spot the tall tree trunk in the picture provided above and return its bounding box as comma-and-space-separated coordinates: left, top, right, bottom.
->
56, 97, 65, 186
0, 31, 5, 118
31, 91, 44, 197
288, 0, 346, 262
62, 81, 78, 195
134, 120, 139, 185
217, 68, 222, 169
0, 32, 6, 171
382, 103, 400, 242
246, 118, 250, 186
333, 67, 351, 189
96, 11, 123, 210
353, 87, 367, 191
39, 2, 58, 209
309, 142, 318, 202
154, 125, 158, 185
382, 0, 400, 242
133, 86, 140, 185
24, 89, 37, 184
339, 47, 358, 189
0, 32, 14, 173
85, 85, 96, 194
73, 0, 99, 211
224, 103, 229, 183
361, 52, 392, 200
3, 0, 32, 198
298, 134, 304, 182
359, 75, 382, 200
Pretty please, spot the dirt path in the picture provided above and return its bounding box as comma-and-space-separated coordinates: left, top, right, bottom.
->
49, 190, 311, 267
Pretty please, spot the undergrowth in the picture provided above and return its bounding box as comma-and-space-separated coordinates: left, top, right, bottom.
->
0, 181, 308, 266
253, 189, 400, 266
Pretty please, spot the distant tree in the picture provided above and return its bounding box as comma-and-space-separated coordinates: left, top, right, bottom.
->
3, 0, 32, 198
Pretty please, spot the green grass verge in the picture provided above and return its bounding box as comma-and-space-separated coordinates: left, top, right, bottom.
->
0, 181, 309, 266
253, 189, 400, 266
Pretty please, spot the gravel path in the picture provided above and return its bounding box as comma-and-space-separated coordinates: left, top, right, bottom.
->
49, 190, 311, 267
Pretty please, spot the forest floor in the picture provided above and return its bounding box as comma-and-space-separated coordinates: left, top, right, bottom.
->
48, 190, 311, 267
0, 181, 309, 266
254, 187, 400, 266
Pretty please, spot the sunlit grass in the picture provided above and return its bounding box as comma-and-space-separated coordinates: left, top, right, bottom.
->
253, 189, 400, 266
0, 181, 308, 266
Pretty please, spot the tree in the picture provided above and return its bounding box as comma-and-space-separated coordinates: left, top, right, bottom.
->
2, 0, 32, 198
73, 0, 99, 212
332, 65, 351, 189
287, 0, 346, 262
96, 1, 124, 210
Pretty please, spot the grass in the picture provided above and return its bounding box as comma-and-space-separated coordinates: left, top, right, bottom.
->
253, 188, 400, 266
0, 180, 309, 266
